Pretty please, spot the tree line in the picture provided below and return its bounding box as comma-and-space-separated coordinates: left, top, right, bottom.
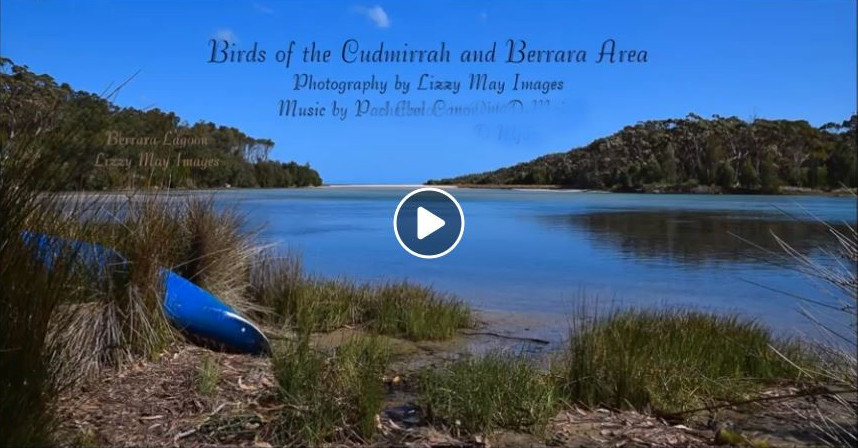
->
430, 113, 857, 193
0, 58, 322, 190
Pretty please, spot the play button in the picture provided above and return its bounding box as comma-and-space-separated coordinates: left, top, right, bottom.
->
394, 188, 465, 259
417, 207, 445, 240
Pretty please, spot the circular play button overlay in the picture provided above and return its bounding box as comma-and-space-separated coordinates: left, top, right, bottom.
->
393, 188, 465, 259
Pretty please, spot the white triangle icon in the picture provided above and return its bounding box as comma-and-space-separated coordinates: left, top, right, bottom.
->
417, 207, 445, 240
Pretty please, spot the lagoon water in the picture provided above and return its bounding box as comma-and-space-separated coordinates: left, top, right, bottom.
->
211, 187, 856, 343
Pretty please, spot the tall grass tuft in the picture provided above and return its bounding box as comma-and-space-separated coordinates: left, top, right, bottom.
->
42, 197, 181, 381
196, 352, 220, 397
1, 65, 103, 445
46, 194, 267, 382
1, 61, 107, 445
270, 335, 390, 445
365, 281, 472, 340
87, 195, 262, 315
767, 220, 857, 446
172, 198, 263, 313
418, 351, 557, 435
250, 253, 472, 340
556, 308, 812, 414
1, 207, 84, 446
248, 252, 306, 326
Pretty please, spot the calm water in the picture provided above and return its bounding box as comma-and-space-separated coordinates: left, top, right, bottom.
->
210, 187, 856, 342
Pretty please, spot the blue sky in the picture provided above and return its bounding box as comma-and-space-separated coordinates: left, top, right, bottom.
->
1, 0, 855, 184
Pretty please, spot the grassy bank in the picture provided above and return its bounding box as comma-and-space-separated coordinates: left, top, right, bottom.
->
555, 309, 814, 413
250, 255, 472, 340
413, 308, 821, 438
2, 190, 470, 446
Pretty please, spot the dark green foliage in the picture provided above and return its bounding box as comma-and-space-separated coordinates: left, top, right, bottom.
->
254, 161, 321, 188
715, 162, 736, 190
1, 58, 321, 190
431, 114, 858, 192
760, 155, 781, 193
826, 137, 858, 188
738, 158, 760, 188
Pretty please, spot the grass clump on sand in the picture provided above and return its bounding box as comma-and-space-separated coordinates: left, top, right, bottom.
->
251, 255, 365, 332
418, 352, 557, 435
251, 254, 472, 340
364, 281, 472, 340
555, 308, 815, 414
270, 335, 390, 445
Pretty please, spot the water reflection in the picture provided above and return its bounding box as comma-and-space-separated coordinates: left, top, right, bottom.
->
542, 210, 850, 265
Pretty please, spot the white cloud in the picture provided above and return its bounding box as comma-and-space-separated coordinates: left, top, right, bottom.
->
252, 2, 275, 15
355, 5, 391, 29
212, 29, 238, 43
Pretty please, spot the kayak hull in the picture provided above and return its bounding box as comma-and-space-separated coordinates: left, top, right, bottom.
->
161, 269, 270, 355
23, 231, 270, 356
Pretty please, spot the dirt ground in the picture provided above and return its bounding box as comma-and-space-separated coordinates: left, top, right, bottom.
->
55, 329, 856, 447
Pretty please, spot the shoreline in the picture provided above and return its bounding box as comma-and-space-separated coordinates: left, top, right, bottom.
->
433, 183, 857, 197
10, 192, 856, 447
53, 312, 855, 448
53, 183, 857, 197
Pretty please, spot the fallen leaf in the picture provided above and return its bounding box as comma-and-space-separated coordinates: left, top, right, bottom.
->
238, 377, 255, 391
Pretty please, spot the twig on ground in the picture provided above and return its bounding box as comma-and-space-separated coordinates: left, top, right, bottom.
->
459, 330, 550, 345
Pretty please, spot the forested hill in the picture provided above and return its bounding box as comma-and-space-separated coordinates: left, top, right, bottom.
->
429, 114, 857, 193
0, 58, 321, 190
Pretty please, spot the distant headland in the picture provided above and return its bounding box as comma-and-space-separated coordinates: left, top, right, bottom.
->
429, 113, 857, 195
0, 58, 322, 191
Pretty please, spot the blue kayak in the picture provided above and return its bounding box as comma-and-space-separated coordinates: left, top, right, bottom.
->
160, 268, 270, 355
22, 231, 271, 355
